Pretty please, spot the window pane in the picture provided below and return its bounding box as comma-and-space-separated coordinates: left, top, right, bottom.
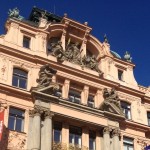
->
69, 134, 74, 144
89, 138, 95, 150
8, 116, 15, 130
19, 78, 27, 89
16, 118, 24, 132
23, 36, 30, 48
9, 107, 25, 132
54, 130, 61, 142
12, 76, 18, 87
12, 68, 27, 89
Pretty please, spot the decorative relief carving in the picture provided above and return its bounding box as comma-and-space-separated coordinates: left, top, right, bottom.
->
44, 110, 54, 119
49, 40, 103, 75
100, 88, 124, 116
103, 127, 112, 134
112, 128, 120, 137
0, 58, 9, 81
32, 105, 44, 116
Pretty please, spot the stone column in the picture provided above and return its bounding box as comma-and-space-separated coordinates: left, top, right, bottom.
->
112, 128, 120, 150
27, 110, 34, 150
41, 110, 53, 150
103, 127, 111, 150
32, 106, 42, 150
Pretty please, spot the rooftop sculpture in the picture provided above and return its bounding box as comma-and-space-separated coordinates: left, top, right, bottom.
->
49, 40, 103, 76
8, 7, 24, 20
124, 51, 132, 62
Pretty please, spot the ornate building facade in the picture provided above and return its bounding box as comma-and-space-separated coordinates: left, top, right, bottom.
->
0, 7, 150, 150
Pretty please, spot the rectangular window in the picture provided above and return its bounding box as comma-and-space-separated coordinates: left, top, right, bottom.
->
147, 112, 150, 126
68, 90, 81, 104
88, 95, 94, 108
123, 137, 134, 150
89, 131, 96, 150
12, 68, 28, 89
69, 126, 82, 147
118, 70, 123, 81
23, 36, 30, 48
8, 107, 25, 132
121, 101, 131, 119
53, 122, 62, 143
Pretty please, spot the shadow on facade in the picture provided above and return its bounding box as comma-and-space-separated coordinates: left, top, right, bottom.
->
0, 125, 9, 150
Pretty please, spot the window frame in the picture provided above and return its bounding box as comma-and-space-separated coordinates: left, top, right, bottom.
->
23, 36, 31, 49
121, 101, 131, 120
68, 89, 81, 104
147, 112, 150, 126
87, 95, 95, 108
89, 130, 96, 150
118, 69, 124, 81
12, 68, 28, 89
8, 107, 25, 132
53, 122, 62, 143
123, 137, 134, 150
69, 126, 82, 147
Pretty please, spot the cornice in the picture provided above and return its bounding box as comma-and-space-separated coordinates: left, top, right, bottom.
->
120, 120, 150, 133
0, 83, 31, 100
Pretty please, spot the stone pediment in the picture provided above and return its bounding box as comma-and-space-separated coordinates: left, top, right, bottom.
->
99, 88, 125, 117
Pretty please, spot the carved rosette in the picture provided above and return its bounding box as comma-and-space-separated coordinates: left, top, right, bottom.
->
44, 110, 54, 119
103, 127, 112, 134
112, 128, 120, 137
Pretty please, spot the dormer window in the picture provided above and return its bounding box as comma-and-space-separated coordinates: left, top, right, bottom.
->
23, 36, 30, 49
118, 70, 123, 81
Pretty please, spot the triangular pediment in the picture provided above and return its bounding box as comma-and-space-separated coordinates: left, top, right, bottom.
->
100, 101, 125, 117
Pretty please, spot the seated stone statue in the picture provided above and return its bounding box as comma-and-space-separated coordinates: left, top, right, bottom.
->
103, 88, 122, 110
50, 41, 65, 61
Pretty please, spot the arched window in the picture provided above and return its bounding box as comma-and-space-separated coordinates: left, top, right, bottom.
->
12, 68, 28, 89
121, 101, 131, 119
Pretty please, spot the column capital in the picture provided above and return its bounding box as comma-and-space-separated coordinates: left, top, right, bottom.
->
103, 127, 112, 134
33, 105, 43, 116
112, 128, 120, 137
29, 109, 34, 117
44, 110, 54, 119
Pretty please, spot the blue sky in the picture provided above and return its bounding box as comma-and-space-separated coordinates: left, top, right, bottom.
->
0, 0, 150, 87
